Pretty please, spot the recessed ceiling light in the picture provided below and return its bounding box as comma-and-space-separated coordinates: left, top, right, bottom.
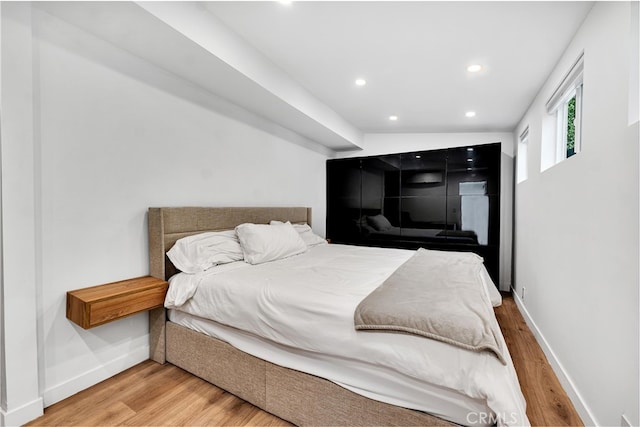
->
467, 158, 473, 162
467, 147, 474, 152
355, 78, 367, 86
389, 115, 398, 121
415, 155, 421, 159
465, 111, 476, 118
467, 64, 482, 73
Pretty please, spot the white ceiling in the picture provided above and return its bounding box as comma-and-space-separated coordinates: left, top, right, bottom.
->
205, 1, 594, 134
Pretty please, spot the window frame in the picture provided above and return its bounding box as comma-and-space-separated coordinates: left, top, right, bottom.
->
546, 52, 584, 165
517, 127, 529, 184
554, 85, 583, 162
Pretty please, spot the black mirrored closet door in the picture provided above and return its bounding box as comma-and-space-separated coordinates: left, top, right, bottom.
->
326, 142, 501, 285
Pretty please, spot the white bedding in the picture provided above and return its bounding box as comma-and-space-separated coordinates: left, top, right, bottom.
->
165, 244, 528, 426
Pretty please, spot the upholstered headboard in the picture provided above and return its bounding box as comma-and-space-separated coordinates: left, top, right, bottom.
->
148, 206, 312, 281
147, 206, 312, 363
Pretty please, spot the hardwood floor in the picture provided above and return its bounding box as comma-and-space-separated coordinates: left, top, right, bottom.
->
27, 361, 290, 427
495, 294, 583, 426
28, 293, 582, 427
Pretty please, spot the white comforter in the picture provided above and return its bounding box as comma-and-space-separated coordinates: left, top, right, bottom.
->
165, 244, 528, 426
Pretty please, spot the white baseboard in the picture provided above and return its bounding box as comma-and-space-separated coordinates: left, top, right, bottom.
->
43, 345, 149, 407
510, 288, 598, 426
0, 396, 44, 427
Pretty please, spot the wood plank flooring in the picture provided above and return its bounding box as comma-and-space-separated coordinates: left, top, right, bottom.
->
27, 361, 289, 427
495, 294, 583, 426
28, 294, 582, 427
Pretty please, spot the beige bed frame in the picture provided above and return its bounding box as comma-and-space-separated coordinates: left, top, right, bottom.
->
148, 207, 454, 426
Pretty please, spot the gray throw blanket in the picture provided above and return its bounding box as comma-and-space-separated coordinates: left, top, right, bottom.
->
354, 248, 507, 365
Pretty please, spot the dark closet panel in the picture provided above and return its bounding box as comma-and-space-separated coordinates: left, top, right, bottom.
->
326, 158, 361, 242
359, 155, 401, 244
326, 142, 501, 285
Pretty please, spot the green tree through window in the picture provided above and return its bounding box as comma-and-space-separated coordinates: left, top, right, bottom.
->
567, 96, 576, 158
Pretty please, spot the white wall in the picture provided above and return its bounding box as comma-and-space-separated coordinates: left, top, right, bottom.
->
0, 0, 4, 413
1, 6, 328, 423
337, 132, 515, 290
0, 3, 44, 425
513, 2, 639, 426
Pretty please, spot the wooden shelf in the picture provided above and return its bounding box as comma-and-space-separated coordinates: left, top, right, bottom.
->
66, 276, 168, 329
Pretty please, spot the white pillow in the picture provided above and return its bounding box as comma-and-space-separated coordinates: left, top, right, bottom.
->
270, 221, 327, 247
167, 230, 244, 274
236, 222, 307, 265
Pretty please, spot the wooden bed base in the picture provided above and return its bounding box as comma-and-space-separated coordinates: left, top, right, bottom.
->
148, 207, 455, 426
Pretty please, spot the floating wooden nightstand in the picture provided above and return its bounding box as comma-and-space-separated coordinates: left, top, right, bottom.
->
67, 276, 168, 329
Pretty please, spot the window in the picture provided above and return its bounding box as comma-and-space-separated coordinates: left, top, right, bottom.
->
545, 52, 584, 165
555, 86, 582, 160
517, 127, 528, 183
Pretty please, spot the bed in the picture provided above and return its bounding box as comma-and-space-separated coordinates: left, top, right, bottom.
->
148, 207, 528, 426
356, 213, 479, 245
362, 225, 479, 244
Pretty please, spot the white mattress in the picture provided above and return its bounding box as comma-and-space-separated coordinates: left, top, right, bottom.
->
165, 244, 528, 426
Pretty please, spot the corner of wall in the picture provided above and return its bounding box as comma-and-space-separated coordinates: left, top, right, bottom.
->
499, 151, 514, 291
0, 397, 44, 427
1, 3, 44, 424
